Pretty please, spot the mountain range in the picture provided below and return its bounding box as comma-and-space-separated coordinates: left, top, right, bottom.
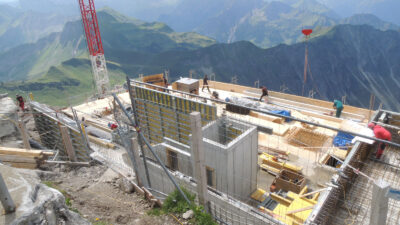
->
0, 4, 76, 52
0, 5, 399, 112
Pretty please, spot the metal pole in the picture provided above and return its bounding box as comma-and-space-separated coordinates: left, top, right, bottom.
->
112, 93, 191, 205
129, 79, 400, 148
126, 77, 152, 187
0, 173, 15, 214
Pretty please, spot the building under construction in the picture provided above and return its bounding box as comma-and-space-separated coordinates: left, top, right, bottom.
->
26, 73, 400, 225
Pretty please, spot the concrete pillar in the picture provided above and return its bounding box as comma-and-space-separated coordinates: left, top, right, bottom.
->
59, 126, 77, 162
190, 112, 209, 211
370, 179, 390, 225
0, 173, 15, 214
17, 119, 30, 149
130, 138, 143, 187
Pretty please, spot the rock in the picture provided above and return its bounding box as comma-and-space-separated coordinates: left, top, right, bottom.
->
99, 168, 120, 184
0, 165, 90, 225
0, 97, 18, 138
0, 93, 8, 99
118, 178, 134, 194
115, 215, 130, 224
182, 210, 194, 220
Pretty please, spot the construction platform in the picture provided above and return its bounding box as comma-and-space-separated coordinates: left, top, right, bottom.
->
40, 75, 400, 225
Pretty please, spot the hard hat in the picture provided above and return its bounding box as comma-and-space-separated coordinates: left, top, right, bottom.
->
368, 122, 376, 129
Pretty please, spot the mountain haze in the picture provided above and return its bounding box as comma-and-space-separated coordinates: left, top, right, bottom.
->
0, 8, 215, 82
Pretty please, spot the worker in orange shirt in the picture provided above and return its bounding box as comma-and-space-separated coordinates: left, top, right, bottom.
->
368, 123, 392, 159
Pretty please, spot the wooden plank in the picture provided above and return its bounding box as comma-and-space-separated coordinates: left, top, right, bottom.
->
299, 188, 329, 198
285, 205, 314, 215
44, 161, 90, 166
88, 135, 115, 149
85, 120, 112, 133
60, 126, 77, 162
0, 147, 43, 157
5, 162, 37, 169
0, 155, 38, 163
249, 111, 284, 124
17, 120, 31, 149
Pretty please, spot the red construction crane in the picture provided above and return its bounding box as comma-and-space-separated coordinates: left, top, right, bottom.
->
78, 0, 109, 96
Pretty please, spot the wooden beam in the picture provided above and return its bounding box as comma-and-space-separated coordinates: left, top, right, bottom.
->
286, 205, 314, 215
299, 188, 328, 198
5, 162, 37, 169
60, 126, 77, 162
17, 119, 31, 149
0, 147, 44, 157
0, 155, 38, 163
88, 135, 115, 149
44, 161, 90, 166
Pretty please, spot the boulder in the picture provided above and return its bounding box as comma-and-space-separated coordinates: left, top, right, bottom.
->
118, 178, 134, 194
0, 97, 18, 138
182, 210, 194, 220
0, 165, 90, 225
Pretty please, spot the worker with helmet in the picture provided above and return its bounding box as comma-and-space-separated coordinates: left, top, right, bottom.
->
368, 122, 392, 159
333, 100, 344, 118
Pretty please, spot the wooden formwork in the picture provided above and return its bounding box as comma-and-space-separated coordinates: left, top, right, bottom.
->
287, 127, 329, 148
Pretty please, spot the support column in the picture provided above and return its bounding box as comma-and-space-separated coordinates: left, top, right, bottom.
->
370, 179, 389, 225
0, 173, 15, 214
130, 138, 143, 187
60, 126, 77, 162
17, 119, 30, 149
190, 112, 209, 212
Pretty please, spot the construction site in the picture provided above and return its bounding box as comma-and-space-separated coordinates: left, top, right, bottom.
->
1, 73, 400, 225
1, 1, 400, 225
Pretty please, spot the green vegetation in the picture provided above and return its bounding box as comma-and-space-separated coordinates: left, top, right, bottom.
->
0, 58, 126, 106
148, 187, 217, 225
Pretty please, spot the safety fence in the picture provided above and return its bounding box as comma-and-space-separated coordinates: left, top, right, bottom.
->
30, 101, 91, 162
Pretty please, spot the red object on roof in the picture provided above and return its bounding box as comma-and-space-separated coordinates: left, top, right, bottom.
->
302, 29, 313, 36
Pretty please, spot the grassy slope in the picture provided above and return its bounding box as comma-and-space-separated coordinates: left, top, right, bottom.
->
0, 58, 126, 107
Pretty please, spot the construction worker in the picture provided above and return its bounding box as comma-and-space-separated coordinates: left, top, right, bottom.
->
16, 94, 25, 111
202, 74, 210, 92
163, 76, 169, 92
333, 100, 344, 118
368, 122, 392, 159
259, 86, 268, 102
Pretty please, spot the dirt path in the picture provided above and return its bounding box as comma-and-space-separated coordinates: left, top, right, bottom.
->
44, 165, 179, 225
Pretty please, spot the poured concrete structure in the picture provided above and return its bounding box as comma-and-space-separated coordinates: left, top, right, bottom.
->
149, 117, 258, 200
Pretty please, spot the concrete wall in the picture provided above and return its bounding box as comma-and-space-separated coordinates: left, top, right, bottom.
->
142, 160, 283, 225
143, 118, 258, 200
202, 122, 258, 200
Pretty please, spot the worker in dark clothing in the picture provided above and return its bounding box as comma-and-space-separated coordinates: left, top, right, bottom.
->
368, 123, 392, 159
163, 76, 169, 92
202, 74, 210, 92
259, 86, 269, 102
333, 100, 344, 118
16, 94, 25, 111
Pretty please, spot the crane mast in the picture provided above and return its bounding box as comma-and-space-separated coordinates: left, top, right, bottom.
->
78, 0, 110, 97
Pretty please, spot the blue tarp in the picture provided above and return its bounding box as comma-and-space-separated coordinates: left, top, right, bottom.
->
333, 132, 354, 149
270, 110, 292, 122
